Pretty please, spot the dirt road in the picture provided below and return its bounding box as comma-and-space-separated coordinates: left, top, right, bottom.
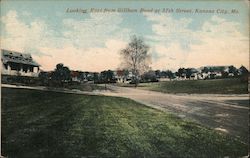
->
100, 84, 249, 144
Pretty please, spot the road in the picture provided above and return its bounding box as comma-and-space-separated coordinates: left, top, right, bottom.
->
100, 84, 249, 144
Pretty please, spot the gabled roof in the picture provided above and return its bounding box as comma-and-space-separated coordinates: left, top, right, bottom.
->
1, 49, 40, 67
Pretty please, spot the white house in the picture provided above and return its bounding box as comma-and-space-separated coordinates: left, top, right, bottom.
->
114, 70, 134, 83
199, 66, 230, 79
1, 49, 40, 77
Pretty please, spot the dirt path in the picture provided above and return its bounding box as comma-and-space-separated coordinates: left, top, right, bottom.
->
2, 84, 249, 143
99, 84, 249, 144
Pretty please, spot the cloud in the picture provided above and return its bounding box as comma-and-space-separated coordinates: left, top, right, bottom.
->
1, 10, 248, 72
152, 43, 189, 71
1, 10, 131, 71
62, 13, 131, 48
144, 13, 196, 48
145, 13, 192, 37
186, 16, 249, 68
34, 39, 126, 71
144, 13, 249, 70
1, 10, 51, 55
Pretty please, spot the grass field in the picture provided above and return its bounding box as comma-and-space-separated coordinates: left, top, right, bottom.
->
138, 78, 248, 94
1, 88, 248, 158
67, 83, 106, 91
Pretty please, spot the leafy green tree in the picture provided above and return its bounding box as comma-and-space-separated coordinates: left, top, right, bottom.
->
93, 72, 99, 83
142, 70, 157, 82
51, 63, 71, 86
155, 70, 161, 78
100, 70, 115, 90
177, 68, 186, 78
100, 70, 114, 83
185, 68, 192, 79
123, 69, 129, 80
166, 70, 174, 80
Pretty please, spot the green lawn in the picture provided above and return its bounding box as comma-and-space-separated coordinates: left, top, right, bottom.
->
1, 88, 248, 158
138, 78, 248, 94
67, 83, 107, 91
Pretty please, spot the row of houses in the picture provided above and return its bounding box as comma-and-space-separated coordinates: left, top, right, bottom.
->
175, 66, 247, 80
0, 49, 136, 84
1, 49, 248, 83
38, 65, 249, 84
70, 70, 134, 83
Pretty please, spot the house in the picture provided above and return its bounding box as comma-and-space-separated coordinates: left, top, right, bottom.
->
1, 49, 40, 77
189, 68, 199, 80
114, 70, 134, 83
115, 70, 125, 83
176, 68, 199, 80
71, 71, 81, 82
200, 66, 229, 79
238, 66, 248, 76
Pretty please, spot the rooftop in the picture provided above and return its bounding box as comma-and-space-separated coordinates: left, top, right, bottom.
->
1, 49, 40, 67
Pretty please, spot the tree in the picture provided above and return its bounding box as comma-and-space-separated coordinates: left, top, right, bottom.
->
201, 67, 209, 73
51, 63, 71, 86
100, 70, 115, 90
228, 65, 238, 76
100, 70, 113, 83
105, 70, 114, 83
166, 70, 174, 80
155, 70, 161, 78
120, 35, 151, 87
123, 69, 130, 81
142, 70, 157, 82
160, 71, 167, 78
185, 68, 192, 79
93, 72, 99, 83
177, 68, 186, 78
39, 71, 50, 86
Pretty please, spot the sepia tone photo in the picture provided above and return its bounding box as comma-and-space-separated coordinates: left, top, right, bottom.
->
0, 0, 249, 157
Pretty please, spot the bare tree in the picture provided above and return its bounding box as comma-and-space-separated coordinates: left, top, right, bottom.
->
120, 35, 151, 87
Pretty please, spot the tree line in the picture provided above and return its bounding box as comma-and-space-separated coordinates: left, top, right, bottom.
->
39, 35, 249, 87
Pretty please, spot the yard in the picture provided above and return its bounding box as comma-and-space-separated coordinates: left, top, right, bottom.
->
138, 78, 248, 94
67, 83, 107, 91
1, 88, 248, 158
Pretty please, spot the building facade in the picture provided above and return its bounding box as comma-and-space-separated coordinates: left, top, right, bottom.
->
1, 49, 40, 77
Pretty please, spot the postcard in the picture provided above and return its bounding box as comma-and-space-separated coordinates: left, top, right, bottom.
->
0, 0, 249, 157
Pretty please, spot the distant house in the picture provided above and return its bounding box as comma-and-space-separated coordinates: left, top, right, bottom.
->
1, 49, 40, 77
189, 68, 199, 80
238, 66, 249, 76
71, 71, 81, 82
115, 70, 125, 83
176, 68, 199, 80
114, 70, 133, 83
200, 66, 230, 79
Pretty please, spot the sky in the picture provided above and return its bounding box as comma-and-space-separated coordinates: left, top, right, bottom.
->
0, 0, 249, 72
